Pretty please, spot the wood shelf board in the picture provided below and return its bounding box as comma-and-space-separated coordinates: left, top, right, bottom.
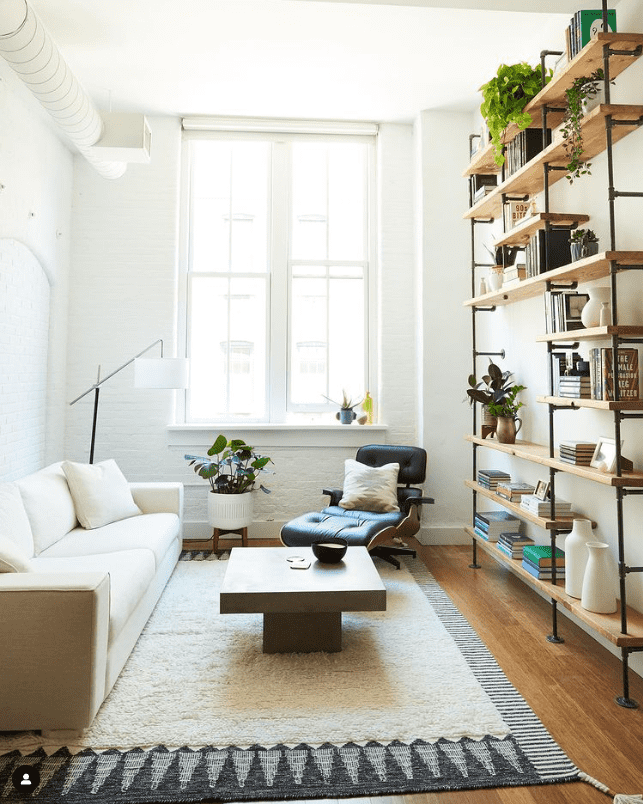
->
493, 213, 590, 248
465, 434, 643, 487
464, 104, 643, 220
535, 325, 643, 342
465, 527, 643, 647
464, 479, 589, 529
464, 250, 643, 307
538, 394, 643, 411
463, 33, 643, 179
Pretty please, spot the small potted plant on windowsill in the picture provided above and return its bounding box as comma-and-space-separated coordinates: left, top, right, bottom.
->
323, 389, 365, 425
185, 435, 273, 530
570, 228, 599, 261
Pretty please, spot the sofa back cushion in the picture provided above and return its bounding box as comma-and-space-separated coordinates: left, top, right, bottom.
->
62, 459, 142, 529
0, 482, 35, 557
16, 463, 78, 555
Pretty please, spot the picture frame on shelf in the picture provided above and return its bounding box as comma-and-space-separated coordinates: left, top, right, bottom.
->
534, 480, 550, 500
590, 437, 620, 473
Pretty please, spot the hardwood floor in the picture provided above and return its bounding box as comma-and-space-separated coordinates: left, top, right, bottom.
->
180, 540, 643, 803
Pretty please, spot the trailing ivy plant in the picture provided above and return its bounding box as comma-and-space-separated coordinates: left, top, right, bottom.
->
479, 62, 552, 167
560, 69, 610, 183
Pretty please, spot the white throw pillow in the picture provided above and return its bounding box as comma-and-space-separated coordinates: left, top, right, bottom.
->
339, 459, 400, 513
0, 482, 34, 557
0, 534, 33, 573
62, 459, 142, 530
16, 463, 78, 555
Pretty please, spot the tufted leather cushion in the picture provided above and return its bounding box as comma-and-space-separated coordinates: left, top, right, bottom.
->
356, 444, 426, 485
281, 512, 395, 548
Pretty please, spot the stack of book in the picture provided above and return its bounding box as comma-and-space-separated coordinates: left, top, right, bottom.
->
470, 173, 497, 204
496, 481, 535, 502
525, 230, 572, 278
566, 9, 616, 60
589, 348, 640, 401
474, 511, 522, 542
497, 532, 534, 559
520, 494, 572, 517
522, 545, 566, 580
558, 374, 591, 398
502, 264, 526, 284
559, 440, 597, 466
477, 469, 511, 490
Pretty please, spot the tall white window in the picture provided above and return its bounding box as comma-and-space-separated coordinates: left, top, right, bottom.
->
183, 128, 375, 423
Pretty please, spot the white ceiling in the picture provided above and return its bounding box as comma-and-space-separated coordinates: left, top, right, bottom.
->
26, 0, 582, 123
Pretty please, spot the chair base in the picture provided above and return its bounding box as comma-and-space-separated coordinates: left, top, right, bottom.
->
370, 544, 417, 569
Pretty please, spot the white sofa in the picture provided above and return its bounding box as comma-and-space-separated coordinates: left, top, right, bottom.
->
0, 460, 183, 737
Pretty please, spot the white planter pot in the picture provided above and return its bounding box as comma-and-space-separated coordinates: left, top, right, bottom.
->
564, 518, 594, 598
207, 491, 254, 529
581, 542, 618, 614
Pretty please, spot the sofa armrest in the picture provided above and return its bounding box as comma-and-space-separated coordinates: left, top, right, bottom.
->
130, 481, 184, 518
0, 572, 110, 733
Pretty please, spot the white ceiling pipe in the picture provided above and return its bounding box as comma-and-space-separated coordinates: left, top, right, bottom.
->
0, 0, 126, 178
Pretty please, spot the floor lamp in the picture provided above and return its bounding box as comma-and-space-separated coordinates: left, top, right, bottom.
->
69, 339, 189, 464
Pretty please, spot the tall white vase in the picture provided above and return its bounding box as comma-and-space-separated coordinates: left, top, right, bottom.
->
581, 286, 610, 328
581, 542, 618, 614
564, 518, 594, 598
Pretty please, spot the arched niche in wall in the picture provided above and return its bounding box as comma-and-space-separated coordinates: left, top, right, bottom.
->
0, 238, 51, 480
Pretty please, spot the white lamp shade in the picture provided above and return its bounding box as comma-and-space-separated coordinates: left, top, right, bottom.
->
134, 358, 189, 389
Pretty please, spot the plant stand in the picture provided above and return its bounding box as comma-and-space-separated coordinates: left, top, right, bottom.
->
213, 526, 248, 553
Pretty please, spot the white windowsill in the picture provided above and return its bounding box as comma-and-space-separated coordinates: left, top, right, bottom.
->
167, 423, 389, 448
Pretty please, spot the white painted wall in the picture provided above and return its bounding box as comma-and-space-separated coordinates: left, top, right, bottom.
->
0, 57, 73, 478
469, 0, 643, 677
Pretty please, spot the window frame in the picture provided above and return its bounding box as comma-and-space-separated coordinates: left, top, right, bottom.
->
178, 124, 378, 425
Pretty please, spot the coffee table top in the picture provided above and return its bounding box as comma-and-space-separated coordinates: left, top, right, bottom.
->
219, 546, 387, 614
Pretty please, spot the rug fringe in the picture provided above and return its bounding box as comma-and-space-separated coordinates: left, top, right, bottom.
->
579, 771, 643, 802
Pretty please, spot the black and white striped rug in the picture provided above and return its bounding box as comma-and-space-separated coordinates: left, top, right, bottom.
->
0, 555, 580, 802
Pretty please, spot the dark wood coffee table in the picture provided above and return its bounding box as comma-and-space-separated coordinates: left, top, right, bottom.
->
219, 546, 386, 653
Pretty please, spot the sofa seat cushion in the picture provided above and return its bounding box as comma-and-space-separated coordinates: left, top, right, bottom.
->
39, 513, 180, 570
32, 549, 156, 642
15, 463, 78, 555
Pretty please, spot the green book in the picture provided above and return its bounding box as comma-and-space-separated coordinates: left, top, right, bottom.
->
577, 9, 616, 49
522, 544, 565, 567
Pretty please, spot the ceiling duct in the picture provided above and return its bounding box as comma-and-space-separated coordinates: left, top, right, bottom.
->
0, 0, 126, 178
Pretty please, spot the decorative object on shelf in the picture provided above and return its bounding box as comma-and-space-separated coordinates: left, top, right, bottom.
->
362, 391, 374, 424
479, 62, 552, 166
478, 277, 488, 296
185, 435, 273, 529
599, 301, 611, 326
560, 69, 611, 182
534, 480, 550, 500
581, 285, 611, 327
564, 518, 594, 598
581, 542, 618, 614
590, 436, 620, 473
488, 266, 503, 291
494, 415, 522, 444
323, 389, 364, 425
570, 228, 599, 261
487, 384, 526, 445
467, 361, 524, 441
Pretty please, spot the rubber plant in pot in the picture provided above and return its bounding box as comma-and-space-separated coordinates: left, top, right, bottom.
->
479, 61, 552, 167
185, 435, 273, 530
466, 361, 524, 441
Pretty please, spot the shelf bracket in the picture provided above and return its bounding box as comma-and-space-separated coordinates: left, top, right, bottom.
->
473, 306, 497, 313
608, 46, 643, 58
474, 350, 506, 359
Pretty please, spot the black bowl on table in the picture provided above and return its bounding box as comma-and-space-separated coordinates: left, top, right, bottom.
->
312, 539, 348, 563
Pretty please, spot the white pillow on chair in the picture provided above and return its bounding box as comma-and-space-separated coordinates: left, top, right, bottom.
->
339, 459, 400, 513
62, 459, 142, 530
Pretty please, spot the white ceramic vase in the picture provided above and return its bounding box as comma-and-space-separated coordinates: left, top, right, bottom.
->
207, 491, 254, 529
581, 542, 618, 614
581, 286, 610, 328
564, 518, 594, 598
487, 270, 503, 292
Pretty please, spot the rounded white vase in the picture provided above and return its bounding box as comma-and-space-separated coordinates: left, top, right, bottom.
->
581, 542, 618, 614
564, 518, 594, 598
207, 491, 254, 529
581, 286, 611, 328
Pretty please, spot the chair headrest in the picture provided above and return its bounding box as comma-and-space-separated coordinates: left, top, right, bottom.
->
355, 444, 427, 485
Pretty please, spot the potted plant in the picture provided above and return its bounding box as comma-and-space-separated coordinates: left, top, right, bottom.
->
479, 62, 552, 167
466, 360, 522, 438
570, 228, 599, 261
560, 69, 610, 183
185, 435, 273, 530
487, 385, 526, 444
323, 389, 364, 424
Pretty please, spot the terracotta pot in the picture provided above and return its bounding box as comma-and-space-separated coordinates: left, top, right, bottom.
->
495, 416, 521, 444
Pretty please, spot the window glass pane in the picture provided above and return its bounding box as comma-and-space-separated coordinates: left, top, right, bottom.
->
190, 141, 269, 273
328, 144, 366, 261
328, 277, 365, 400
290, 277, 328, 404
291, 144, 328, 261
188, 275, 267, 419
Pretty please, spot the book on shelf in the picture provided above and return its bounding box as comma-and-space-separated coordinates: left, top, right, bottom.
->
474, 511, 521, 541
544, 290, 589, 334
503, 198, 532, 230
470, 173, 497, 203
496, 481, 535, 501
520, 494, 572, 516
567, 9, 617, 59
525, 229, 572, 278
522, 544, 565, 567
503, 265, 527, 284
521, 559, 566, 580
478, 469, 511, 489
589, 347, 640, 400
559, 440, 597, 465
497, 533, 534, 559
504, 129, 551, 180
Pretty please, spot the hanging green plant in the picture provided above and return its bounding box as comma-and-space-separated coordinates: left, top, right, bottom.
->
560, 68, 609, 183
479, 62, 552, 167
